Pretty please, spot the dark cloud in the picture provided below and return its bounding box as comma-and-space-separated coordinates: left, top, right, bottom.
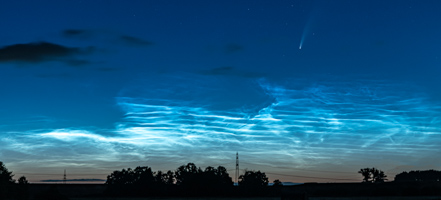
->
62, 29, 90, 37
62, 29, 154, 47
199, 66, 262, 78
0, 42, 94, 65
225, 43, 243, 53
120, 35, 153, 46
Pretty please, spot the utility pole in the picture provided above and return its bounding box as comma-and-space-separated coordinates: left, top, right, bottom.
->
63, 169, 66, 184
235, 152, 239, 184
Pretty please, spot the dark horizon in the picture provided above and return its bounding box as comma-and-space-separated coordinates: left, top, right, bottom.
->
5, 160, 437, 185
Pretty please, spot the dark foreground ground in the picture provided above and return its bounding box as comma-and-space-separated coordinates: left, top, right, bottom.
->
10, 182, 441, 200
70, 197, 441, 200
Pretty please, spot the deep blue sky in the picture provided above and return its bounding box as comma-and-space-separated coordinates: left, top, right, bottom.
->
1, 0, 441, 183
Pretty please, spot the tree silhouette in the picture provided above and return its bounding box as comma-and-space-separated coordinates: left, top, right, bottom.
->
358, 167, 387, 183
174, 163, 203, 186
358, 168, 371, 182
202, 166, 233, 187
273, 179, 283, 187
106, 168, 135, 184
17, 176, 30, 200
238, 170, 269, 187
0, 162, 16, 200
174, 163, 233, 188
371, 168, 387, 183
164, 170, 175, 185
214, 166, 233, 186
154, 170, 165, 185
0, 161, 14, 184
106, 166, 156, 185
17, 176, 28, 185
132, 166, 155, 185
153, 170, 174, 185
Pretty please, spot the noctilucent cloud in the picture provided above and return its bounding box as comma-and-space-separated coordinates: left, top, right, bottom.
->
1, 0, 441, 183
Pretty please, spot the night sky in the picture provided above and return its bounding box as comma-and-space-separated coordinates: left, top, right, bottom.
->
1, 0, 441, 183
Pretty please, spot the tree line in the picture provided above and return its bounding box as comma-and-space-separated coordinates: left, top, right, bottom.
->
394, 170, 441, 182
106, 162, 274, 187
105, 162, 275, 196
3, 160, 441, 199
358, 167, 441, 183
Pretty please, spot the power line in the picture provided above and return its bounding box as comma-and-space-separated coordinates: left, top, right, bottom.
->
264, 172, 358, 182
201, 162, 235, 168
229, 167, 358, 182
16, 173, 109, 176
240, 161, 355, 175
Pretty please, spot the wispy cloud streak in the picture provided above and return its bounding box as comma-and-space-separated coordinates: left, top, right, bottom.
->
109, 78, 441, 168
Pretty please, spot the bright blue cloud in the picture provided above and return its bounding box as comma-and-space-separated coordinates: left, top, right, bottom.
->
2, 75, 440, 182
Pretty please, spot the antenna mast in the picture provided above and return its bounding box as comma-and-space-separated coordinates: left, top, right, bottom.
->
235, 152, 239, 184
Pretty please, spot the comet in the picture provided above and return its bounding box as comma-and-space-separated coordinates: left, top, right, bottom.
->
299, 26, 307, 50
